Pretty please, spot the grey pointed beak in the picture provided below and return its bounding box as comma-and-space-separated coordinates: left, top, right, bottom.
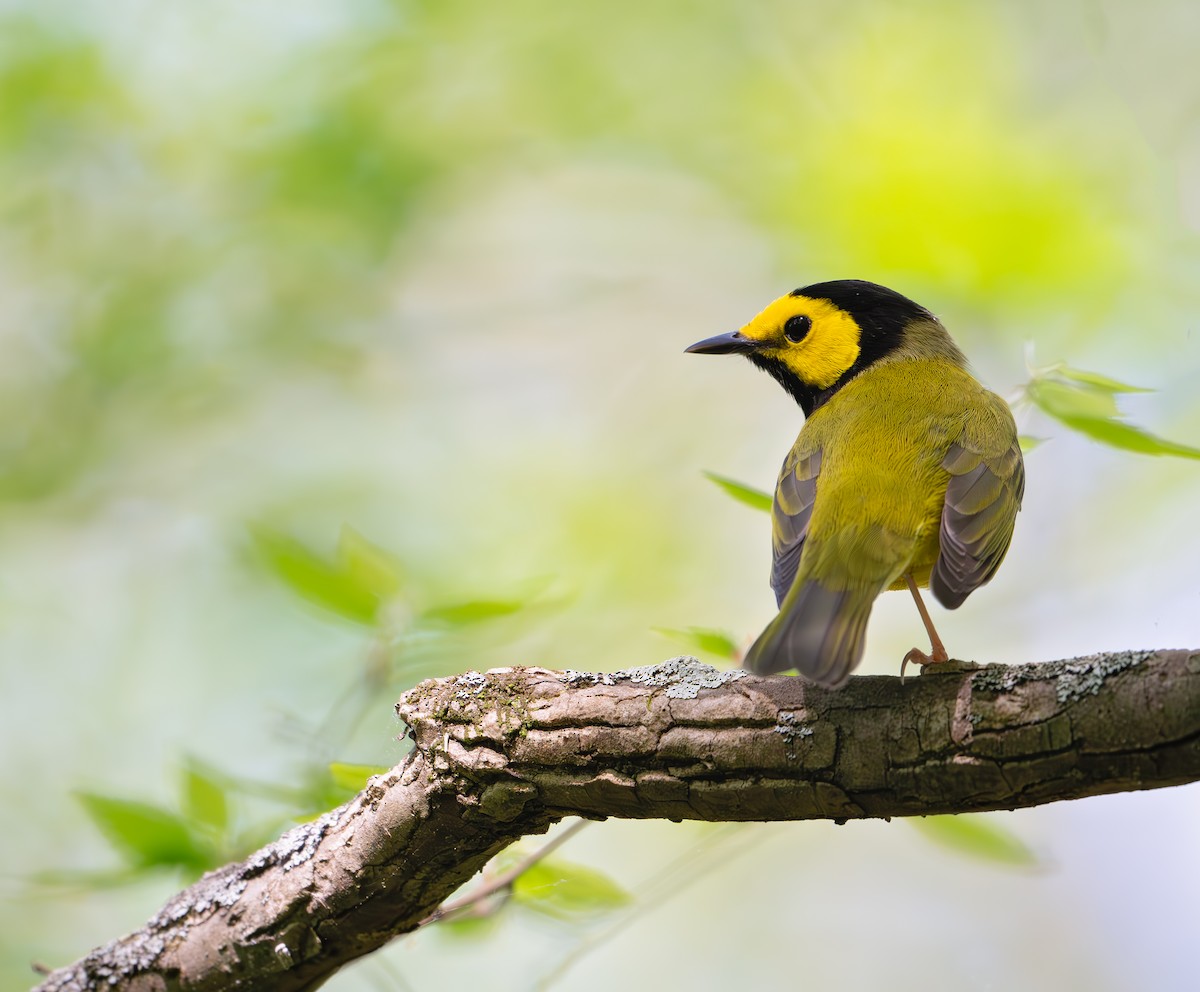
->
684, 330, 758, 355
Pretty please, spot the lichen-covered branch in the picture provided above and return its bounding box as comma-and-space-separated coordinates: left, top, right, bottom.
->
33, 649, 1200, 991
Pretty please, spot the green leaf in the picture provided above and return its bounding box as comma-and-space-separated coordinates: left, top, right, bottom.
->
421, 598, 530, 626
1017, 435, 1045, 453
328, 762, 389, 793
419, 576, 554, 628
703, 471, 772, 513
1026, 369, 1200, 461
652, 626, 741, 660
911, 814, 1037, 867
250, 526, 381, 625
1026, 378, 1120, 421
438, 912, 505, 940
511, 858, 630, 920
1054, 364, 1153, 394
1053, 414, 1200, 460
336, 526, 404, 600
180, 759, 228, 834
76, 793, 210, 871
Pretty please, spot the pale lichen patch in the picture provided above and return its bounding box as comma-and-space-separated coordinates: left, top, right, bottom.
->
77, 933, 169, 984
1051, 651, 1154, 702
562, 656, 748, 699
774, 710, 815, 760
774, 711, 814, 744
969, 650, 1154, 703
245, 809, 340, 874
450, 670, 492, 703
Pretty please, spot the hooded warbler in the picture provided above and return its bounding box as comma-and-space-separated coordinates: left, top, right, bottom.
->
687, 279, 1023, 687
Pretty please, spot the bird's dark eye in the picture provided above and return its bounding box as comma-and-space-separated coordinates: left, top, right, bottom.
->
784, 314, 812, 343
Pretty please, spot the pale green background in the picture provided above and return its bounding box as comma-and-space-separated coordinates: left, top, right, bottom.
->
2, 1, 1198, 989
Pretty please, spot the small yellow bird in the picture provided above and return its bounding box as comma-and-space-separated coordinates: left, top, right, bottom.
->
687, 280, 1023, 687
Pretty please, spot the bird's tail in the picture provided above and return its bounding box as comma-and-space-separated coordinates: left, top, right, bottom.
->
744, 579, 877, 687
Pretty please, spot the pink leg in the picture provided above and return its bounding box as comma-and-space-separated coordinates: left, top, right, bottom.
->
900, 574, 949, 677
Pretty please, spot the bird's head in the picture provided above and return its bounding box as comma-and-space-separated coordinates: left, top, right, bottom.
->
687, 279, 956, 416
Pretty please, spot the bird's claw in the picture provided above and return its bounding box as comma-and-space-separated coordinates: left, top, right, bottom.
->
899, 644, 950, 680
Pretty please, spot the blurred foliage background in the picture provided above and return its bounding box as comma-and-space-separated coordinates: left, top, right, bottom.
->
3, 0, 1199, 989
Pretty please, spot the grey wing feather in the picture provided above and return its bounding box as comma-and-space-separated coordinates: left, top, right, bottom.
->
931, 439, 1024, 610
770, 448, 822, 606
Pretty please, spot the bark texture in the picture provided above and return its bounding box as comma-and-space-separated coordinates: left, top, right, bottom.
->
33, 649, 1200, 991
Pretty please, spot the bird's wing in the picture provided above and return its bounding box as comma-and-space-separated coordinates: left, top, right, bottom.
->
770, 446, 822, 607
930, 395, 1024, 610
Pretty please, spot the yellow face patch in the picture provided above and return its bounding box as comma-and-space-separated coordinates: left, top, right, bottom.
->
740, 295, 862, 389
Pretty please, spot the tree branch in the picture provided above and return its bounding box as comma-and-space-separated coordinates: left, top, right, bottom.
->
33, 649, 1200, 991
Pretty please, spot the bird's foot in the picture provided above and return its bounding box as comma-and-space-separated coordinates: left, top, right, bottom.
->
900, 644, 949, 680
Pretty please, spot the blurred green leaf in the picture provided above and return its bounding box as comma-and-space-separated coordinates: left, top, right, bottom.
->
75, 793, 210, 871
911, 814, 1037, 867
181, 759, 228, 835
1053, 414, 1200, 459
652, 626, 740, 660
1017, 435, 1045, 452
250, 526, 381, 625
1026, 379, 1120, 421
438, 912, 506, 940
337, 526, 405, 601
328, 762, 389, 793
1027, 370, 1200, 460
703, 471, 772, 513
1053, 364, 1153, 394
512, 858, 630, 920
421, 598, 531, 626
417, 575, 555, 629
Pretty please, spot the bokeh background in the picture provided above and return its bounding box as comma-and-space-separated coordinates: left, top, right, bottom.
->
3, 1, 1199, 989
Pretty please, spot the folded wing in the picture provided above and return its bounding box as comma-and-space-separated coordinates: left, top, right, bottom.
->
770, 447, 822, 606
931, 400, 1024, 610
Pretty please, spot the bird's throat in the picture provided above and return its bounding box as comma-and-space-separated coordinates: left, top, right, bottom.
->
749, 354, 841, 417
